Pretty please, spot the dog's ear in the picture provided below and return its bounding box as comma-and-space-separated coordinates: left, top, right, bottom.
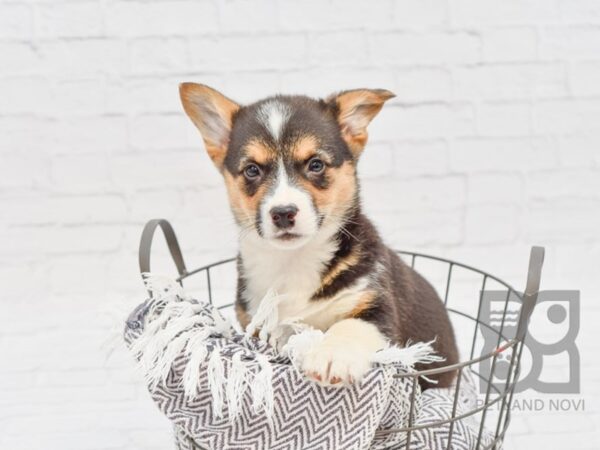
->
327, 89, 395, 157
179, 83, 240, 169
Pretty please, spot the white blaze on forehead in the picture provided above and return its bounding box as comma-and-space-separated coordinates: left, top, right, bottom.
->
258, 100, 291, 141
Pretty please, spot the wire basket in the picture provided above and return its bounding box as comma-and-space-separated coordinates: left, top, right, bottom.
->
138, 218, 544, 450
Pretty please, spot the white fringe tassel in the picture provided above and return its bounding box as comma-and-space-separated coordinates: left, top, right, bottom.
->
142, 272, 190, 302
226, 353, 248, 418
252, 354, 274, 417
373, 339, 445, 367
181, 331, 210, 398
131, 274, 446, 422
245, 288, 285, 341
281, 327, 325, 375
134, 275, 268, 420
207, 349, 226, 418
374, 339, 446, 385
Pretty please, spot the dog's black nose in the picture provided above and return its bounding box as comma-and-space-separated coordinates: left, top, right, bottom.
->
270, 205, 298, 229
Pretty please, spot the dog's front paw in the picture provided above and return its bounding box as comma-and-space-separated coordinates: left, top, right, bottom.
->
302, 337, 373, 387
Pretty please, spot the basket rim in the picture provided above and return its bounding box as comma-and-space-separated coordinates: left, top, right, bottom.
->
177, 251, 521, 296
175, 249, 523, 377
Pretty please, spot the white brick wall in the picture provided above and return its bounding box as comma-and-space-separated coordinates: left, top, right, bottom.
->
1, 0, 599, 448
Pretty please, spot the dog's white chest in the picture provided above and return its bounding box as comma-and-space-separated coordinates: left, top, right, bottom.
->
239, 233, 338, 327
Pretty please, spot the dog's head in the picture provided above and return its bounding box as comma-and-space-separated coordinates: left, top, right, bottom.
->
180, 83, 394, 250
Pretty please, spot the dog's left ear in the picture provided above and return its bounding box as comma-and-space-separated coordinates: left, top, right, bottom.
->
327, 89, 395, 157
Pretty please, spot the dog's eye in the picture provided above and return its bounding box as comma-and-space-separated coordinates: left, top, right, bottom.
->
243, 164, 261, 180
307, 158, 325, 174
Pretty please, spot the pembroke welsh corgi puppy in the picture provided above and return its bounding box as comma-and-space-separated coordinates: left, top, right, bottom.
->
179, 83, 458, 389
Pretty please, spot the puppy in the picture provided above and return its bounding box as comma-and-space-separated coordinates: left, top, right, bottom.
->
179, 83, 458, 389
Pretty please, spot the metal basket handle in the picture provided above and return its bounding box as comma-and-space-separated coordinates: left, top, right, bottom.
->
516, 246, 545, 341
138, 218, 188, 280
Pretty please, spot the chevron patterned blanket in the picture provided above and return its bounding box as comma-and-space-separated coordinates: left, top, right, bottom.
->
124, 277, 498, 450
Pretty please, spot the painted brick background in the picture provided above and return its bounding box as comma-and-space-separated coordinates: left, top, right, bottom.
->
1, 0, 599, 448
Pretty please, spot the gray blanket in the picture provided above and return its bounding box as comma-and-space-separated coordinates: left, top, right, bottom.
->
124, 280, 497, 450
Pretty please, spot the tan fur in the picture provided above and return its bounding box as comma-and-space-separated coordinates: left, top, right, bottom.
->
223, 171, 268, 223
291, 135, 320, 162
242, 139, 275, 167
297, 161, 357, 218
235, 303, 252, 329
318, 247, 362, 293
329, 89, 395, 157
179, 82, 240, 169
348, 290, 377, 318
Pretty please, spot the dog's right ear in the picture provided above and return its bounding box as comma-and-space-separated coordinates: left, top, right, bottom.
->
179, 83, 240, 169
327, 88, 395, 158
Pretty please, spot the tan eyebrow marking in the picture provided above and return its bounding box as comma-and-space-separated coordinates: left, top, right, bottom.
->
292, 135, 328, 162
239, 139, 275, 169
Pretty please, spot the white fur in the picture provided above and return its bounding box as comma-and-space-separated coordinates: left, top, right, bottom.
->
258, 100, 290, 141
239, 217, 381, 362
259, 161, 318, 249
301, 318, 388, 385
240, 221, 339, 322
239, 231, 388, 384
244, 288, 283, 342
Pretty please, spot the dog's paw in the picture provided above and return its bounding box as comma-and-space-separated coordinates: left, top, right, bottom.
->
301, 337, 373, 387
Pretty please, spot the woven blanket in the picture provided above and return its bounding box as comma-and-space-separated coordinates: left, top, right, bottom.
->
124, 277, 498, 450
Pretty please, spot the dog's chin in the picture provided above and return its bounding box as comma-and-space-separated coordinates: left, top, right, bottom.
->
266, 232, 313, 250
